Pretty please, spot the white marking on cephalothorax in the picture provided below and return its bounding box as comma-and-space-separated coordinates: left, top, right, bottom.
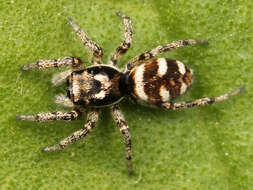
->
160, 86, 170, 102
93, 90, 106, 99
176, 61, 186, 75
157, 58, 167, 77
134, 64, 148, 101
180, 82, 188, 94
72, 81, 80, 95
94, 73, 111, 88
94, 73, 109, 82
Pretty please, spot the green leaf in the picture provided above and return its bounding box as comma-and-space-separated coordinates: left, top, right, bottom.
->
1, 0, 252, 189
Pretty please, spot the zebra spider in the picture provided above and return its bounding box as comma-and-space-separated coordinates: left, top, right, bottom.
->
17, 12, 244, 174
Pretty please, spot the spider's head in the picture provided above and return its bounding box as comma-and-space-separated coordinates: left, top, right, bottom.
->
67, 65, 125, 108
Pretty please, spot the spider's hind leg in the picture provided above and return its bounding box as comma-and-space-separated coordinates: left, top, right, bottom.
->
109, 12, 133, 66
126, 39, 208, 71
161, 87, 244, 110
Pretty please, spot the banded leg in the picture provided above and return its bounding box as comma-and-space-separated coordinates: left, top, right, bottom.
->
161, 87, 244, 110
21, 57, 82, 70
109, 12, 133, 65
42, 110, 99, 152
68, 17, 103, 64
111, 104, 133, 174
17, 110, 82, 122
126, 39, 208, 71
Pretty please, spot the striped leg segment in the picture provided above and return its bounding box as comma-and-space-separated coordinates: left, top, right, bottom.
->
109, 12, 133, 65
42, 110, 99, 152
21, 57, 82, 70
68, 17, 103, 64
111, 104, 133, 174
161, 87, 244, 110
17, 110, 82, 122
126, 39, 208, 71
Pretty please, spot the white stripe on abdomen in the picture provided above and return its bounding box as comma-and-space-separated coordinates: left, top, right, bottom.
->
134, 64, 148, 101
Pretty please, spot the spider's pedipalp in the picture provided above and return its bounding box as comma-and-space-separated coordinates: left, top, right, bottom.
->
55, 94, 75, 107
68, 17, 103, 64
52, 70, 72, 86
21, 57, 82, 70
161, 86, 245, 110
42, 110, 99, 152
109, 12, 133, 66
126, 39, 208, 71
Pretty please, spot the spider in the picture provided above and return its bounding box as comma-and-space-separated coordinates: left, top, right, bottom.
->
17, 12, 244, 174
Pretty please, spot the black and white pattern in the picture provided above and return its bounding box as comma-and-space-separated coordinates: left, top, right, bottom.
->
17, 12, 243, 175
128, 58, 194, 105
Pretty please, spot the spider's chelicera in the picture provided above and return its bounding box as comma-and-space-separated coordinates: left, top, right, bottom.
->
17, 12, 244, 174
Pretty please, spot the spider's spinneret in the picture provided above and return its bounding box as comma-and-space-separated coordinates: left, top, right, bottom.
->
128, 58, 193, 106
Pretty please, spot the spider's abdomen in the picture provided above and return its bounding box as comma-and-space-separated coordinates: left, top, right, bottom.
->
67, 65, 123, 107
128, 58, 194, 105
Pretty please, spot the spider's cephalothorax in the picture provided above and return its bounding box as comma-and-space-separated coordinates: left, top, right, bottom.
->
17, 12, 244, 174
67, 65, 124, 107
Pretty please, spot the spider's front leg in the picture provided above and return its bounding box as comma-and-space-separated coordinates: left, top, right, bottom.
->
42, 109, 99, 152
68, 17, 103, 64
161, 87, 244, 110
109, 12, 133, 66
126, 39, 208, 71
21, 57, 83, 70
111, 104, 133, 175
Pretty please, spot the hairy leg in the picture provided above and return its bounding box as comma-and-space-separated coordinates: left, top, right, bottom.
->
111, 104, 133, 174
126, 39, 208, 71
68, 17, 103, 64
42, 110, 99, 151
161, 87, 244, 110
17, 109, 82, 122
21, 57, 82, 70
109, 12, 133, 66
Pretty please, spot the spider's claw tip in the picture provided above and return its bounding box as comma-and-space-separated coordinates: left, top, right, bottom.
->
116, 11, 127, 18
239, 85, 246, 92
67, 17, 73, 23
41, 147, 48, 152
16, 115, 27, 120
16, 115, 22, 120
20, 65, 27, 71
203, 40, 209, 45
128, 170, 135, 176
198, 40, 209, 45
